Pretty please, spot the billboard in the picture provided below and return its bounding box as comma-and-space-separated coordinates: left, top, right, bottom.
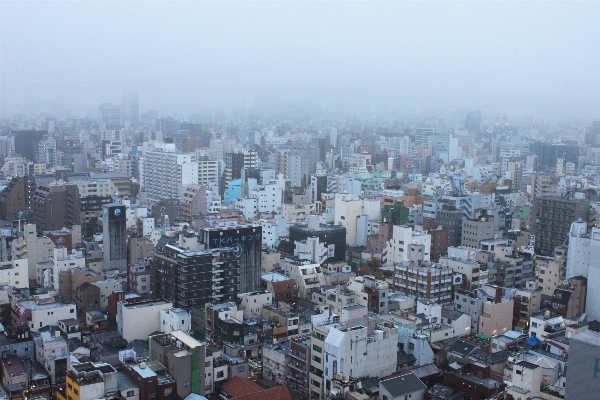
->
327, 244, 335, 259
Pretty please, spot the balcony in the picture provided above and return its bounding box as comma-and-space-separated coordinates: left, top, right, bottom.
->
544, 324, 564, 334
289, 362, 306, 372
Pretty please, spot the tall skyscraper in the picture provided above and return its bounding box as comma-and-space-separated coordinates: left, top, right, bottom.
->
121, 91, 139, 126
103, 204, 127, 272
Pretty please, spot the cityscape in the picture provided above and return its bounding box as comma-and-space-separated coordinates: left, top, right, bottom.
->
1, 2, 600, 400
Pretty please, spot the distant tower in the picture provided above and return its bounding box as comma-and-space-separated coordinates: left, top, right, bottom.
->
103, 204, 127, 272
121, 90, 139, 126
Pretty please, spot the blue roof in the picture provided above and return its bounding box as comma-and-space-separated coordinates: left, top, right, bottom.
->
527, 336, 540, 346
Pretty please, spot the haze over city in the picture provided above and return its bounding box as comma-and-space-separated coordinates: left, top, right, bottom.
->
3, 3, 600, 400
2, 1, 600, 122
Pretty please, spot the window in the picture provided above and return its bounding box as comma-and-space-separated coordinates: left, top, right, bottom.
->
409, 342, 415, 350
238, 366, 245, 373
312, 344, 322, 353
184, 381, 191, 387
149, 392, 156, 398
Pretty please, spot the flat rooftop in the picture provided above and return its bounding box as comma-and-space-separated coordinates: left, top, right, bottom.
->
122, 300, 171, 309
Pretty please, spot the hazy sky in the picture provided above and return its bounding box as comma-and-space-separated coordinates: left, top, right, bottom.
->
1, 1, 600, 121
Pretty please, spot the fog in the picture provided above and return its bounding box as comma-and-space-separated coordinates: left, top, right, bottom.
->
2, 1, 600, 121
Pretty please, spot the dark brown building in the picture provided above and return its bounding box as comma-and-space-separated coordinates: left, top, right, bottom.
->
445, 361, 505, 400
0, 176, 36, 220
270, 279, 298, 306
423, 218, 450, 262
74, 282, 100, 316
107, 291, 143, 321
550, 276, 587, 318
152, 245, 241, 308
430, 225, 450, 262
31, 182, 80, 234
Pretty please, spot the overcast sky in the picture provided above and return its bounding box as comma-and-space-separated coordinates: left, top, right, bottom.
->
1, 1, 600, 121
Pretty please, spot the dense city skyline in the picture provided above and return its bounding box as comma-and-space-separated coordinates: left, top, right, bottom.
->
1, 2, 600, 400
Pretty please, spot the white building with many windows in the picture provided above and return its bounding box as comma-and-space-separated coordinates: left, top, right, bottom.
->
140, 150, 198, 200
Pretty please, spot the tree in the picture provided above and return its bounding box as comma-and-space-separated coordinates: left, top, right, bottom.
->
357, 266, 384, 280
366, 257, 382, 269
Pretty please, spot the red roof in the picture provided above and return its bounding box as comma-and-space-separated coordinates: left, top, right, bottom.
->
221, 377, 263, 398
235, 385, 294, 400
271, 279, 297, 294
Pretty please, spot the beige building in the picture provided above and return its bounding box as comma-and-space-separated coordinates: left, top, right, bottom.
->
118, 299, 173, 342
59, 267, 105, 302
0, 259, 28, 289
12, 223, 54, 279
261, 250, 282, 273
535, 256, 563, 297
93, 280, 122, 310
461, 217, 495, 249
480, 299, 514, 337
128, 237, 154, 265
282, 203, 318, 223
513, 281, 543, 330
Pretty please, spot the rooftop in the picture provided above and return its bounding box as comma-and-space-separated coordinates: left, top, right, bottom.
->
122, 299, 171, 309
571, 329, 600, 346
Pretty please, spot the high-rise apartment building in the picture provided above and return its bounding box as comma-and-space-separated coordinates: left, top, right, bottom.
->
197, 156, 220, 186
31, 181, 80, 234
276, 147, 318, 188
532, 196, 590, 256
140, 150, 198, 200
152, 244, 240, 308
529, 173, 558, 198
